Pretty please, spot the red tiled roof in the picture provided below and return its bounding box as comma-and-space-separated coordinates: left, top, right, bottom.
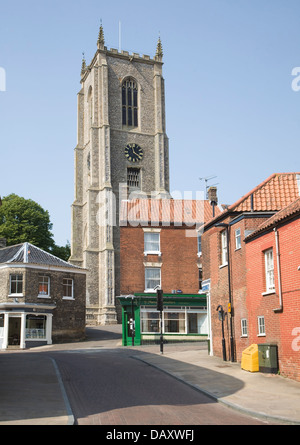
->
245, 196, 300, 240
120, 199, 222, 226
228, 173, 300, 212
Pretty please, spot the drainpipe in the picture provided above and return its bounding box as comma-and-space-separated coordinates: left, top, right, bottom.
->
273, 228, 283, 313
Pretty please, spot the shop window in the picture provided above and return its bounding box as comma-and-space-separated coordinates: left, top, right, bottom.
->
164, 312, 185, 333
141, 311, 160, 333
26, 315, 46, 339
9, 274, 23, 295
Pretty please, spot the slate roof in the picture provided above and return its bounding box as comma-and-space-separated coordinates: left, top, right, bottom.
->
119, 199, 222, 226
0, 242, 83, 270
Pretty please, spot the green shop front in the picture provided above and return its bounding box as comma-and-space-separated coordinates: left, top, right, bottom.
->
117, 293, 208, 346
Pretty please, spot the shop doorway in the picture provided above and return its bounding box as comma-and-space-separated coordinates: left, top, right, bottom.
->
8, 317, 21, 345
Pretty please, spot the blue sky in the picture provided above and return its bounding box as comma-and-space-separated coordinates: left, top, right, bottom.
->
1, 0, 300, 246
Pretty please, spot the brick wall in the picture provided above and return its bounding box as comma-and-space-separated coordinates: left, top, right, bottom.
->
202, 214, 273, 361
120, 225, 200, 295
246, 217, 300, 381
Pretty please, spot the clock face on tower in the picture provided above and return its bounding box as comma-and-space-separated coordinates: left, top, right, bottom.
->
125, 143, 143, 162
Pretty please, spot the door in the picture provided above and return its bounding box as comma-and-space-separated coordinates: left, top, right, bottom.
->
8, 317, 21, 345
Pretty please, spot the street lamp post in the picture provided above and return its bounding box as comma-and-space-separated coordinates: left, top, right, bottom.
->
215, 222, 235, 362
216, 305, 226, 361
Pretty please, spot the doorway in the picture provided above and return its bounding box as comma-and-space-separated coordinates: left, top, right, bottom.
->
8, 317, 21, 345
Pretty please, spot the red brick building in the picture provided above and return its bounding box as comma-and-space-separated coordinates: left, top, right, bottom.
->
119, 198, 221, 343
120, 198, 221, 295
244, 197, 300, 381
202, 173, 300, 369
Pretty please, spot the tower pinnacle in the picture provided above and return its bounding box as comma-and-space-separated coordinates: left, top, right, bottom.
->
155, 36, 163, 61
81, 52, 87, 76
97, 21, 105, 50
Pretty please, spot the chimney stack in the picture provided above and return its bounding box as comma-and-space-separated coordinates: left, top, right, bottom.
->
0, 238, 6, 248
208, 186, 218, 217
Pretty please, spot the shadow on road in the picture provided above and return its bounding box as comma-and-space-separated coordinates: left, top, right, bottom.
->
0, 324, 249, 424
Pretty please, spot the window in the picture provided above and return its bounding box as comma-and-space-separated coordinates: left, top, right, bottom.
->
197, 232, 202, 256
198, 268, 203, 290
38, 276, 50, 297
258, 316, 266, 336
264, 248, 275, 292
144, 232, 160, 254
127, 168, 140, 188
140, 307, 208, 335
122, 78, 138, 127
10, 274, 23, 295
235, 228, 241, 250
164, 312, 185, 333
145, 268, 161, 292
221, 230, 228, 265
63, 278, 74, 299
141, 311, 160, 333
26, 315, 46, 339
241, 318, 248, 337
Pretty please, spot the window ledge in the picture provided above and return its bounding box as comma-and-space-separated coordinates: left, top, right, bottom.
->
257, 334, 266, 337
63, 297, 75, 300
262, 290, 275, 296
38, 295, 51, 299
8, 294, 24, 298
219, 263, 228, 269
144, 251, 162, 256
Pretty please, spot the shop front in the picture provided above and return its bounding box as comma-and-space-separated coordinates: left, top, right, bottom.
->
0, 302, 55, 349
118, 293, 208, 346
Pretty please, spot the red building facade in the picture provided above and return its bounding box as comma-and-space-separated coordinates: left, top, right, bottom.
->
245, 198, 300, 381
120, 198, 220, 296
202, 173, 300, 381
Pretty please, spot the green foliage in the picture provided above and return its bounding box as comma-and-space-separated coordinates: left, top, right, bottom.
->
50, 241, 71, 262
0, 194, 70, 261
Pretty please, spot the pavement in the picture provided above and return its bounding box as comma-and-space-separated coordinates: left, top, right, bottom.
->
0, 326, 300, 425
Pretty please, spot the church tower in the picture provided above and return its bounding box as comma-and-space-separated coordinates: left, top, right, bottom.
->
70, 24, 170, 324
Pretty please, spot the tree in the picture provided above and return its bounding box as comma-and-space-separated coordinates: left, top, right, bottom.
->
50, 241, 71, 262
0, 194, 69, 261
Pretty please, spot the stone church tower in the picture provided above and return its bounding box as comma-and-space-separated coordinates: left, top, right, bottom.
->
70, 25, 170, 324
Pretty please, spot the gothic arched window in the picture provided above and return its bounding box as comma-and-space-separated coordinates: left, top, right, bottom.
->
122, 78, 138, 127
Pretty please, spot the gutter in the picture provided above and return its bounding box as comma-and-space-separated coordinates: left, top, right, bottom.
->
273, 227, 283, 313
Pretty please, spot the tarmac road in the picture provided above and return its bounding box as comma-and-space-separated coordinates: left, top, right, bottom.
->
1, 325, 299, 425
46, 328, 269, 425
